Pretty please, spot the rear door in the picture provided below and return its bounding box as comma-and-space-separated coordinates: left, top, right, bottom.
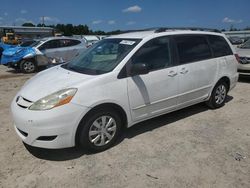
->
58, 39, 83, 62
173, 35, 217, 106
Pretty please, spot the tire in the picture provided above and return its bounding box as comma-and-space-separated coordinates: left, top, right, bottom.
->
77, 108, 122, 152
206, 81, 228, 109
20, 59, 37, 73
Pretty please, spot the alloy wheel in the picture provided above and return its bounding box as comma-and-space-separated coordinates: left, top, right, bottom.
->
23, 61, 35, 73
215, 84, 227, 104
88, 116, 117, 146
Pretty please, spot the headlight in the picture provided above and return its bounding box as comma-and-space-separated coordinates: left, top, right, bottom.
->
29, 88, 77, 111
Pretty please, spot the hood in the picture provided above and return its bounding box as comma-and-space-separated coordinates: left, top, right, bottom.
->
19, 65, 94, 102
1, 46, 36, 65
235, 47, 250, 57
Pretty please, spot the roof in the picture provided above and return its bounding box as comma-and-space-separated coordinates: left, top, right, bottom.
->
224, 30, 250, 34
108, 29, 224, 40
40, 36, 82, 41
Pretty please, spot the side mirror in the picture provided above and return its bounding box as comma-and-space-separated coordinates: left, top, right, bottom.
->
129, 63, 149, 76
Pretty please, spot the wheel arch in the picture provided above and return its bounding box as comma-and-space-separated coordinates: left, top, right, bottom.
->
20, 58, 37, 73
217, 76, 230, 90
74, 102, 128, 146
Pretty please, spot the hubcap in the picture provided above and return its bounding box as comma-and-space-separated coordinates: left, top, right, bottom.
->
215, 84, 226, 104
88, 116, 117, 146
23, 61, 35, 72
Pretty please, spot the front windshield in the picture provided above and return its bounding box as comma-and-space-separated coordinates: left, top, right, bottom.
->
20, 40, 41, 47
62, 38, 141, 75
240, 39, 250, 49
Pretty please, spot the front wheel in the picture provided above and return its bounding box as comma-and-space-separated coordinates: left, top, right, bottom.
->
77, 109, 122, 152
20, 59, 37, 73
206, 81, 228, 109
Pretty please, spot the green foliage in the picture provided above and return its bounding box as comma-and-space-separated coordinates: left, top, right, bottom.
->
36, 23, 91, 36
22, 22, 35, 27
34, 23, 124, 36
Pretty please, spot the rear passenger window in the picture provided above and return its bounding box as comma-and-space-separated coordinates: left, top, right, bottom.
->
132, 37, 171, 71
175, 35, 212, 64
208, 35, 233, 57
39, 40, 60, 50
60, 39, 81, 47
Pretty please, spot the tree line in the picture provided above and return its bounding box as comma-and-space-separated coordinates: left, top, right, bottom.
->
22, 22, 122, 35
22, 22, 250, 36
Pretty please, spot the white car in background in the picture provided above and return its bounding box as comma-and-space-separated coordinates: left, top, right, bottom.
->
11, 28, 238, 152
236, 39, 250, 75
82, 35, 100, 46
1, 37, 87, 73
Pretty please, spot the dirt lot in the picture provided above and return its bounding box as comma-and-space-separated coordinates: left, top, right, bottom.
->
0, 66, 249, 188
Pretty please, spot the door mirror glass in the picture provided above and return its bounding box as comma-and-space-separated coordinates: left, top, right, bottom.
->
129, 63, 149, 76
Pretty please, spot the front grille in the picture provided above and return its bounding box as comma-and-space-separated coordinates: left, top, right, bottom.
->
16, 96, 33, 108
238, 69, 250, 73
239, 57, 250, 64
17, 128, 28, 137
17, 104, 28, 109
22, 97, 32, 103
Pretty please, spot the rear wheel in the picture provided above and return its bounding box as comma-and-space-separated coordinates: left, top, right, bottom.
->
206, 81, 228, 109
77, 108, 122, 152
20, 59, 37, 73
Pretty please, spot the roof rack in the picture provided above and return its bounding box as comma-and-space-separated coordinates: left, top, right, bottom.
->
120, 28, 157, 34
154, 27, 221, 33
117, 27, 221, 35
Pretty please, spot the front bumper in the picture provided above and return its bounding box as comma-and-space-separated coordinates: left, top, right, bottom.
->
238, 62, 250, 76
11, 98, 89, 149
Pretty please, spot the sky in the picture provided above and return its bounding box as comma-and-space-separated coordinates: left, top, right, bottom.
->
0, 0, 249, 31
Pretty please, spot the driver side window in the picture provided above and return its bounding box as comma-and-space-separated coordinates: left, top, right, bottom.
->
131, 37, 171, 71
38, 40, 60, 50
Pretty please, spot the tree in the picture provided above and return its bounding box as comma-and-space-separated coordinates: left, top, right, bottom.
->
22, 22, 35, 27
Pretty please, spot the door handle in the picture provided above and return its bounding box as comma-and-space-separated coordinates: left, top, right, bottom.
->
180, 67, 188, 74
168, 70, 178, 77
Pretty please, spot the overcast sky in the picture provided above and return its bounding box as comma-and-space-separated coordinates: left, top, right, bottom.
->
0, 0, 249, 31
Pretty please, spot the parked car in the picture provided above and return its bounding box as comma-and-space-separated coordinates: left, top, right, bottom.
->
1, 37, 87, 73
228, 36, 243, 45
11, 29, 238, 152
82, 35, 100, 47
235, 39, 250, 75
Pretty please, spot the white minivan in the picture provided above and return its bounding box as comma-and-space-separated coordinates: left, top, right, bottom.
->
11, 28, 239, 152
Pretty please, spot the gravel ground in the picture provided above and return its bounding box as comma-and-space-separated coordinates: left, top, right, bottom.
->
0, 66, 249, 188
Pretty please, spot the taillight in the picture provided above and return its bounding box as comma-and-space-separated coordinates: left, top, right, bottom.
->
234, 54, 240, 63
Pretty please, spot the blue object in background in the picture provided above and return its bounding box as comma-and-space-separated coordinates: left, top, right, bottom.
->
0, 44, 36, 65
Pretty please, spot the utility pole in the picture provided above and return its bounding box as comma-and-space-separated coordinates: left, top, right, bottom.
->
42, 16, 45, 27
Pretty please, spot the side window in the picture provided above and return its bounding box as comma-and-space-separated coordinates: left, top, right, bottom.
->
69, 39, 81, 46
38, 40, 60, 50
132, 37, 171, 71
59, 39, 81, 47
208, 35, 233, 57
174, 35, 212, 64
